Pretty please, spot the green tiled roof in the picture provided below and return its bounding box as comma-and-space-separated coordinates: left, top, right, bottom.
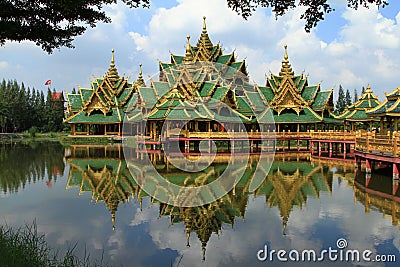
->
171, 55, 184, 64
230, 61, 243, 70
80, 88, 94, 104
302, 85, 318, 101
216, 54, 233, 64
211, 86, 229, 101
152, 81, 170, 98
66, 108, 122, 123
258, 86, 274, 101
200, 81, 217, 97
312, 91, 331, 109
236, 96, 254, 116
138, 87, 158, 108
68, 94, 83, 112
244, 91, 266, 111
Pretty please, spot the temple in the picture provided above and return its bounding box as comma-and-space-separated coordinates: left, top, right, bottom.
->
335, 85, 380, 131
257, 45, 336, 132
64, 49, 141, 136
367, 86, 400, 133
65, 17, 339, 141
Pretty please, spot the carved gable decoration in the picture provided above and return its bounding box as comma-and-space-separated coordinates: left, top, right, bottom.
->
270, 78, 306, 115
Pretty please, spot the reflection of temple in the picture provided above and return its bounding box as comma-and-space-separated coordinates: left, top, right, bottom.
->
66, 148, 336, 260
66, 145, 138, 230
254, 154, 333, 235
159, 186, 249, 261
353, 171, 400, 228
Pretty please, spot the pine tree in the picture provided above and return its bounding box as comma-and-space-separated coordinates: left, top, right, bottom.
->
361, 86, 365, 94
353, 88, 358, 103
335, 85, 346, 114
345, 89, 352, 107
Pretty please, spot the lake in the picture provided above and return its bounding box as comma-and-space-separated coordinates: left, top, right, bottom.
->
0, 142, 399, 266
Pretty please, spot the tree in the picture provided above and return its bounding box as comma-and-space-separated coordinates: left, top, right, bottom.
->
227, 0, 388, 31
1, 0, 388, 53
345, 89, 352, 107
335, 85, 346, 114
0, 0, 150, 53
361, 86, 366, 94
353, 88, 358, 103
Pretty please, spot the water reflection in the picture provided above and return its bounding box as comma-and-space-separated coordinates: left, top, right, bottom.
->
354, 168, 400, 228
0, 142, 65, 194
65, 146, 345, 262
1, 144, 399, 266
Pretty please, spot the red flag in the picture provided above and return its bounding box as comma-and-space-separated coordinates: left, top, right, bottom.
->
44, 79, 52, 85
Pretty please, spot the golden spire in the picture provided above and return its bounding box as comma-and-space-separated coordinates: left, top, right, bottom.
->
184, 35, 194, 62
107, 49, 120, 83
186, 231, 191, 248
365, 84, 372, 93
279, 44, 294, 77
282, 216, 288, 235
112, 212, 116, 231
202, 243, 206, 261
196, 16, 213, 50
136, 64, 145, 87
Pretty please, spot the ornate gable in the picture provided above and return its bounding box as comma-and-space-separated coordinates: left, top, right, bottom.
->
269, 45, 308, 115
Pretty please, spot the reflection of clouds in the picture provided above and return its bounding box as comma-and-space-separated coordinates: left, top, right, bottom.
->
2, 166, 400, 266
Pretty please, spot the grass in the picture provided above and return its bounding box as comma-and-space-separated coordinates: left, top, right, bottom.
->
0, 221, 109, 267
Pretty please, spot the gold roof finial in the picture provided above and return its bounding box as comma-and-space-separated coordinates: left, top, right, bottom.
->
196, 16, 213, 51
184, 35, 193, 62
111, 48, 115, 66
186, 231, 191, 248
283, 216, 288, 235
284, 44, 288, 61
107, 48, 120, 83
202, 244, 206, 261
279, 44, 294, 77
136, 63, 145, 87
365, 84, 372, 93
112, 212, 116, 231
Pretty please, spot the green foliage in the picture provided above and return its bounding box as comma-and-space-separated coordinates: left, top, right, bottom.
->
0, 221, 109, 266
335, 85, 346, 115
0, 142, 65, 194
0, 79, 64, 133
226, 0, 387, 32
29, 126, 38, 137
0, 1, 388, 52
0, 0, 150, 53
345, 89, 352, 107
353, 88, 359, 103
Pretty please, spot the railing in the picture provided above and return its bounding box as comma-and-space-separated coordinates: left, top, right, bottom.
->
309, 130, 356, 141
355, 131, 400, 157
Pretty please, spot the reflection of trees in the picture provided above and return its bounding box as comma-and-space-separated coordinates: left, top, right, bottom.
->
66, 148, 336, 260
0, 142, 65, 194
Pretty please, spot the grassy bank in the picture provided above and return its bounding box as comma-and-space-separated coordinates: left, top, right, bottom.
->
0, 222, 108, 267
0, 132, 67, 145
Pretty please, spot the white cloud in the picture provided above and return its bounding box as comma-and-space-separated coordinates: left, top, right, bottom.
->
0, 61, 8, 69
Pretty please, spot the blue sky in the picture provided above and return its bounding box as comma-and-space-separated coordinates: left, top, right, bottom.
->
1, 0, 400, 101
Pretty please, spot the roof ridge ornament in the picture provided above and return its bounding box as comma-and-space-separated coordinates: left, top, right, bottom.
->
136, 64, 146, 87
107, 49, 120, 84
184, 35, 194, 62
279, 44, 294, 77
197, 16, 213, 50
